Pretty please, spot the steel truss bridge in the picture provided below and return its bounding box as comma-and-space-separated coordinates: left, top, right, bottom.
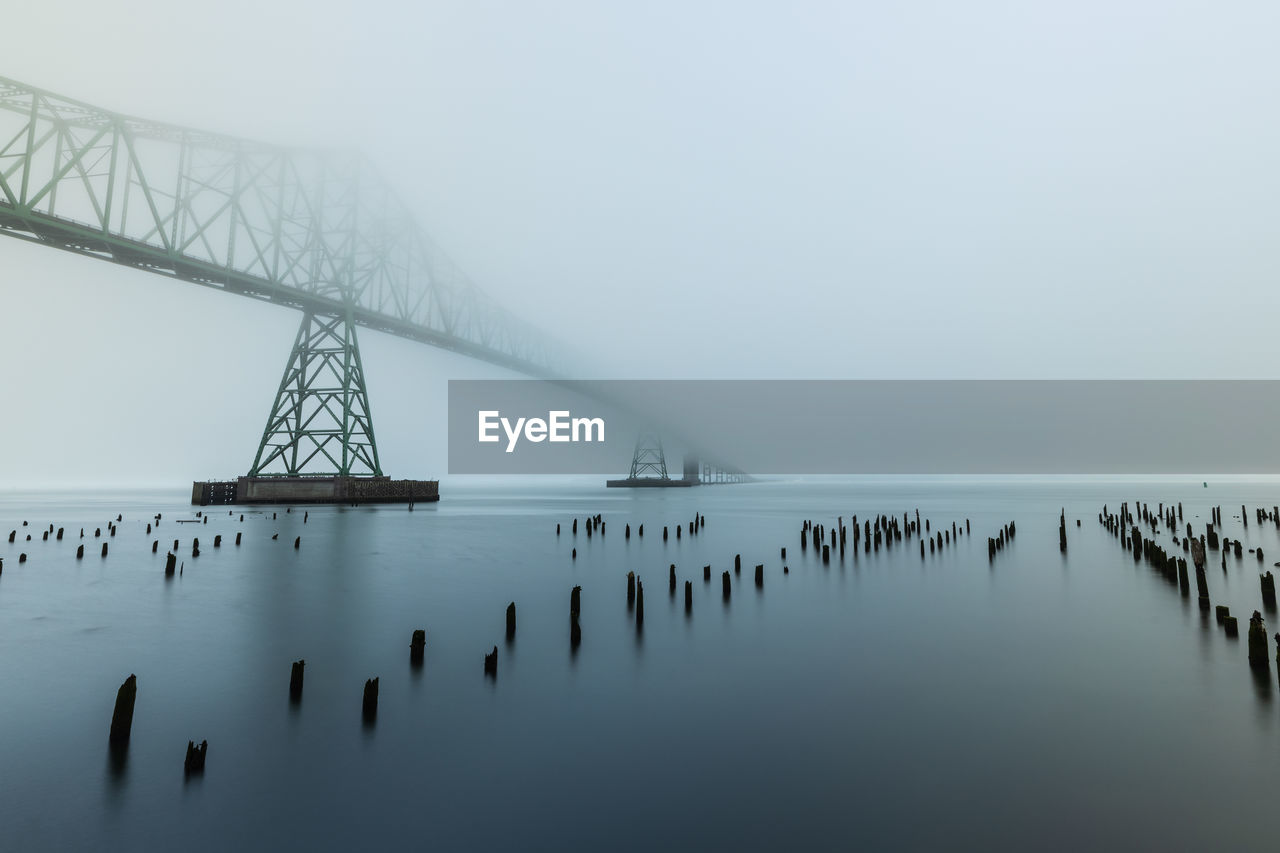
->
0, 75, 742, 487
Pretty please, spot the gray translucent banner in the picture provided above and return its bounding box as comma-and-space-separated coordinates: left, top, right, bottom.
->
447, 380, 1280, 474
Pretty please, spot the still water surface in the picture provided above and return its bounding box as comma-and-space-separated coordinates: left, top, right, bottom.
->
2, 479, 1279, 851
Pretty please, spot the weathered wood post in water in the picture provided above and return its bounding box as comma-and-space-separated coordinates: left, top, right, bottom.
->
76, 544, 84, 559
184, 740, 207, 776
722, 571, 731, 601
506, 603, 517, 640
484, 646, 498, 677
101, 542, 108, 558
410, 629, 426, 665
669, 564, 676, 595
1263, 572, 1278, 610
1059, 509, 1067, 554
109, 675, 137, 745
570, 586, 582, 649
165, 553, 176, 576
627, 572, 636, 608
685, 580, 692, 613
1248, 611, 1269, 670
289, 660, 305, 702
755, 564, 763, 588
363, 677, 379, 720
635, 580, 644, 629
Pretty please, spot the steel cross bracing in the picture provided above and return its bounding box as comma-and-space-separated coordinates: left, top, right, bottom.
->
250, 310, 382, 477
628, 429, 670, 480
0, 75, 557, 376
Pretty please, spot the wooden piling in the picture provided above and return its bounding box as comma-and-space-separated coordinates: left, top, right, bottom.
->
627, 571, 636, 607
722, 570, 731, 601
363, 677, 379, 719
184, 740, 208, 775
289, 660, 305, 701
410, 629, 426, 664
754, 564, 763, 587
636, 581, 644, 628
685, 580, 692, 613
506, 603, 517, 640
1249, 611, 1269, 669
483, 647, 498, 677
109, 674, 137, 745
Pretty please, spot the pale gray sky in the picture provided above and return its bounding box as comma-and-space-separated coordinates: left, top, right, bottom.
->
2, 1, 1278, 486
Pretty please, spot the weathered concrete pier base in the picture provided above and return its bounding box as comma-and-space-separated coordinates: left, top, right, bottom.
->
192, 476, 439, 506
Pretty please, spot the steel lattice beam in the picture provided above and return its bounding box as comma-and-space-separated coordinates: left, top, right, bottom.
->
0, 75, 559, 376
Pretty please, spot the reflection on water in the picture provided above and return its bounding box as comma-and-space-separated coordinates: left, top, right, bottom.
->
3, 479, 1280, 852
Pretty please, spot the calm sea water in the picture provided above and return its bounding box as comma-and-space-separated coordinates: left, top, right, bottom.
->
2, 479, 1279, 852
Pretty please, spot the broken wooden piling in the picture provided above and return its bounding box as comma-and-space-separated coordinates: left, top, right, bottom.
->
483, 646, 498, 677
636, 580, 644, 628
1248, 611, 1269, 670
411, 629, 426, 664
109, 674, 137, 745
184, 740, 207, 775
289, 660, 305, 701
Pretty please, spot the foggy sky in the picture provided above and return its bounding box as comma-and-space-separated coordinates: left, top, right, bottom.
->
3, 1, 1279, 487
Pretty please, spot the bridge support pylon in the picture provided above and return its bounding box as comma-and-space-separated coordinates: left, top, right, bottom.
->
605, 429, 697, 488
250, 308, 382, 478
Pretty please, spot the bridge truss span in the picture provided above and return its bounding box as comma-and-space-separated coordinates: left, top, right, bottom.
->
0, 75, 557, 377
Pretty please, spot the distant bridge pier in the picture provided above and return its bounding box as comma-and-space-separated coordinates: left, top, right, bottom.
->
605, 433, 749, 488
606, 430, 695, 488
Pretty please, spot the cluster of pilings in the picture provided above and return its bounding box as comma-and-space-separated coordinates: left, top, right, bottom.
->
798, 511, 971, 566
1097, 499, 1280, 685
3, 508, 305, 575
987, 521, 1016, 562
